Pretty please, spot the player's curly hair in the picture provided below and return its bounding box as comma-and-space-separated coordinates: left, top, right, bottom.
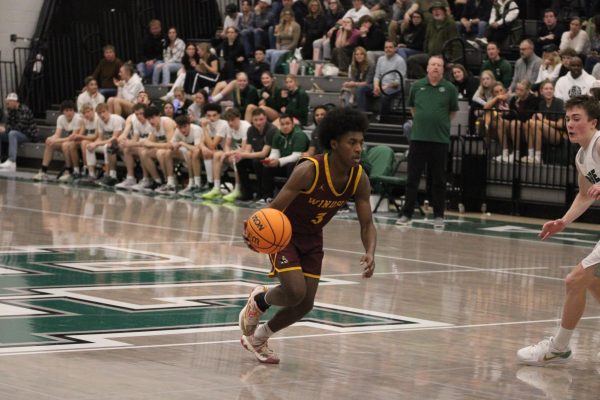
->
318, 107, 368, 151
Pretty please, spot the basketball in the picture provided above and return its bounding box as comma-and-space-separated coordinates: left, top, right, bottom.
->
245, 208, 292, 254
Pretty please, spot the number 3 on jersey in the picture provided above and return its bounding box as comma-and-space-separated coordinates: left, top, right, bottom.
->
311, 212, 327, 225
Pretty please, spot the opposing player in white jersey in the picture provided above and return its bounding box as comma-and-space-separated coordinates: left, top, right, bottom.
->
202, 108, 249, 202
137, 107, 177, 194
33, 100, 83, 181
158, 115, 204, 196
114, 104, 154, 189
518, 95, 600, 366
198, 103, 228, 192
85, 103, 125, 179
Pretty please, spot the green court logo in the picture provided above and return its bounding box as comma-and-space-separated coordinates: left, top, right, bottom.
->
0, 246, 449, 355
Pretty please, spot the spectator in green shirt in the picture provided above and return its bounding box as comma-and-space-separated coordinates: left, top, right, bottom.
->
480, 41, 513, 89
280, 75, 309, 126
399, 55, 458, 228
260, 113, 310, 200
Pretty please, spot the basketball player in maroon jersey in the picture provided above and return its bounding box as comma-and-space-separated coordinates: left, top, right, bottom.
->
239, 107, 377, 364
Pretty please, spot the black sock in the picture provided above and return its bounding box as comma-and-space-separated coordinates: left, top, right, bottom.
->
41, 165, 48, 173
67, 167, 74, 174
254, 292, 270, 312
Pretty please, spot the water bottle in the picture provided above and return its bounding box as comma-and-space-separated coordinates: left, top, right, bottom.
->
300, 64, 306, 76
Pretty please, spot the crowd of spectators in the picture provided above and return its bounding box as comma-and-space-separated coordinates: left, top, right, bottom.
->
2, 0, 600, 194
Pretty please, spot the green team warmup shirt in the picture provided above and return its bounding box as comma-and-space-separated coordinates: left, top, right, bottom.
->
408, 77, 459, 144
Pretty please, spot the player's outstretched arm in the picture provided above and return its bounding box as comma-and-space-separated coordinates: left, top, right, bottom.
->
540, 173, 594, 240
354, 171, 376, 278
268, 160, 316, 212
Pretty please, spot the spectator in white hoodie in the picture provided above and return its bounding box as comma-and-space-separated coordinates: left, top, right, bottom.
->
107, 63, 145, 117
554, 57, 595, 102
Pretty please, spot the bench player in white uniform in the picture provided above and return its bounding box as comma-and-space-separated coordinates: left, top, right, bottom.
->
202, 108, 249, 201
140, 109, 176, 194
33, 100, 83, 181
85, 103, 125, 178
114, 104, 154, 189
67, 102, 98, 179
199, 103, 228, 192
518, 95, 600, 366
158, 115, 204, 196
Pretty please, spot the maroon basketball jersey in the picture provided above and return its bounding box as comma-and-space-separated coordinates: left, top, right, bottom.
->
284, 153, 363, 235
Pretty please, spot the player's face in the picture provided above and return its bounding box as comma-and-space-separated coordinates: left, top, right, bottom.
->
83, 109, 94, 121
87, 80, 98, 93
179, 124, 190, 136
565, 106, 597, 144
149, 115, 160, 127
100, 110, 110, 122
227, 117, 240, 130
63, 108, 75, 120
206, 111, 220, 122
163, 104, 174, 117
332, 131, 364, 167
135, 109, 146, 123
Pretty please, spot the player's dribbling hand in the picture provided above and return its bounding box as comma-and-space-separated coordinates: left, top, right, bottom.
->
360, 253, 375, 278
539, 219, 566, 240
242, 220, 259, 253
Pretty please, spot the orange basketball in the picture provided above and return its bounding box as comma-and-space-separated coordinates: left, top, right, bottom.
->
245, 208, 292, 254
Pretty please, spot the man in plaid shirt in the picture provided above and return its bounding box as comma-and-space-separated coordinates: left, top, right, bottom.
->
0, 93, 38, 172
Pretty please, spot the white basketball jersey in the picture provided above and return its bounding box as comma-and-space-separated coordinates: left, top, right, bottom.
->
132, 115, 153, 139
575, 130, 600, 185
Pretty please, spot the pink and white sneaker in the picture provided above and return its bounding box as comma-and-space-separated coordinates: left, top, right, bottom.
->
241, 335, 280, 364
239, 285, 268, 336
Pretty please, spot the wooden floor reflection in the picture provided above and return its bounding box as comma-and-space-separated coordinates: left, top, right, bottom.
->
0, 178, 600, 400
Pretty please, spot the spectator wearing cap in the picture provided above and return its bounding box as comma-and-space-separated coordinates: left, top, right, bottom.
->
554, 56, 595, 101
402, 0, 450, 26
406, 2, 459, 79
0, 93, 38, 172
535, 9, 565, 55
509, 39, 542, 92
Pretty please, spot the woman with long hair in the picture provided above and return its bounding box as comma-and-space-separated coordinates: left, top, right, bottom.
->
471, 69, 496, 135
153, 27, 186, 86
280, 74, 309, 126
331, 17, 360, 72
523, 80, 565, 163
340, 46, 373, 106
245, 71, 284, 121
535, 48, 561, 86
312, 0, 345, 61
451, 64, 479, 101
484, 82, 511, 162
185, 42, 220, 93
503, 80, 539, 163
301, 0, 327, 60
393, 10, 426, 61
266, 10, 301, 73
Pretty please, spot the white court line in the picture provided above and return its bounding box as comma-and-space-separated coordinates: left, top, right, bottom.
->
0, 239, 244, 251
2, 315, 599, 357
325, 266, 550, 277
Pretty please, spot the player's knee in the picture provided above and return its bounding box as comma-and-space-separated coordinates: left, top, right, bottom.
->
565, 265, 590, 293
286, 285, 306, 306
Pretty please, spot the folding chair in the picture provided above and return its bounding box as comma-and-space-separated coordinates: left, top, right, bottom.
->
365, 145, 407, 213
